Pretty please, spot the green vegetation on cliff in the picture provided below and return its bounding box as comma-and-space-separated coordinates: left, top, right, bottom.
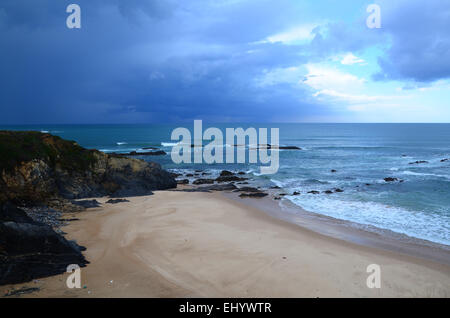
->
0, 131, 176, 205
0, 131, 97, 173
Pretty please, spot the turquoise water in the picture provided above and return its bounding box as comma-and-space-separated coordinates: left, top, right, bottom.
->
2, 123, 449, 245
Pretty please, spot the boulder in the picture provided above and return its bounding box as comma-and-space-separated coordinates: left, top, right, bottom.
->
219, 170, 234, 177
233, 187, 261, 193
384, 177, 398, 182
0, 202, 88, 285
199, 183, 237, 191
71, 199, 101, 209
192, 178, 215, 185
215, 176, 247, 182
239, 192, 268, 198
105, 199, 130, 204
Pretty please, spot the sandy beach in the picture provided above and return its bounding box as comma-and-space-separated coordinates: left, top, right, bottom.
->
2, 188, 449, 298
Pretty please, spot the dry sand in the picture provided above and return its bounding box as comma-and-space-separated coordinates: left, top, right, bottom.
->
2, 189, 450, 297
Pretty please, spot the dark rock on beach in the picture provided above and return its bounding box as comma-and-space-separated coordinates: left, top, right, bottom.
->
105, 199, 130, 204
233, 187, 261, 193
324, 190, 333, 194
3, 286, 40, 297
192, 178, 215, 185
384, 177, 398, 182
0, 202, 88, 285
331, 169, 337, 173
177, 179, 190, 185
441, 158, 449, 162
176, 183, 237, 192
200, 183, 237, 191
71, 199, 101, 209
215, 175, 247, 182
334, 188, 344, 193
293, 191, 300, 195
308, 190, 320, 194
239, 192, 268, 198
220, 170, 234, 176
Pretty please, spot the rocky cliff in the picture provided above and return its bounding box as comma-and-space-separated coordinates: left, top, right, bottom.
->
0, 131, 176, 207
0, 131, 176, 285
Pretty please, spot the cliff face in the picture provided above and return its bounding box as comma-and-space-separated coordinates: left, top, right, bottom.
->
0, 131, 176, 206
0, 131, 176, 285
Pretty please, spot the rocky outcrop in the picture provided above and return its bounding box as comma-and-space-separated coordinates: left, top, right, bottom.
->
215, 175, 247, 182
192, 178, 215, 185
219, 170, 233, 176
239, 192, 268, 198
233, 186, 261, 193
408, 160, 428, 165
105, 199, 130, 204
215, 170, 247, 183
0, 131, 176, 285
0, 202, 88, 285
0, 131, 176, 207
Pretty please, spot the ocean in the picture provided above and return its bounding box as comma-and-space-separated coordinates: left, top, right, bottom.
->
2, 123, 449, 246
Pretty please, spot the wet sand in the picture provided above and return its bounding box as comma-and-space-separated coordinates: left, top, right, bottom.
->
2, 190, 450, 297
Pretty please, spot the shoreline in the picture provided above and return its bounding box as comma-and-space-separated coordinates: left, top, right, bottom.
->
225, 190, 450, 266
2, 188, 449, 297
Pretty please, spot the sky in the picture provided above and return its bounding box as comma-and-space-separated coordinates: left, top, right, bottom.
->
0, 0, 449, 124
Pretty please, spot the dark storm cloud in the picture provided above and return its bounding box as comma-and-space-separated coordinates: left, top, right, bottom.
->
373, 0, 450, 82
0, 0, 331, 124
